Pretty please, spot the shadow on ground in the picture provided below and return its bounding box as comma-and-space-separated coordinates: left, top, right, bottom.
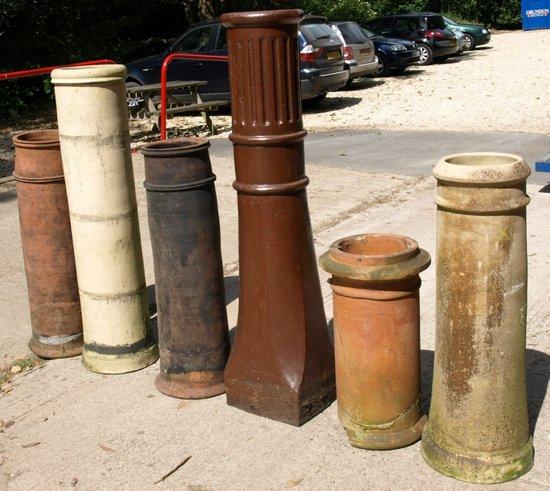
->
0, 159, 13, 179
388, 68, 425, 79
439, 56, 467, 65
343, 79, 385, 92
0, 186, 16, 203
304, 96, 363, 115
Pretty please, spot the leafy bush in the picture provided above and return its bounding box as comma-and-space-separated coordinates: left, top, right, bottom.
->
0, 0, 186, 118
300, 0, 375, 24
0, 0, 521, 118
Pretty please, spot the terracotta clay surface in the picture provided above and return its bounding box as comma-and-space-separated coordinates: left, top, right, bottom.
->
221, 9, 335, 426
320, 233, 430, 449
142, 138, 230, 399
13, 130, 82, 358
423, 153, 533, 483
51, 64, 158, 374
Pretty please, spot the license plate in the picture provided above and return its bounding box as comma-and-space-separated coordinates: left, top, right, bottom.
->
326, 50, 341, 60
360, 48, 369, 54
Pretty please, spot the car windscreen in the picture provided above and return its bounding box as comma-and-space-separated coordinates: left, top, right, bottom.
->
361, 28, 376, 38
427, 16, 446, 29
395, 17, 423, 32
301, 22, 340, 43
335, 22, 366, 44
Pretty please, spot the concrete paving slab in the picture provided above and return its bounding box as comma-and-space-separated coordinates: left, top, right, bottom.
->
0, 151, 548, 489
210, 130, 550, 185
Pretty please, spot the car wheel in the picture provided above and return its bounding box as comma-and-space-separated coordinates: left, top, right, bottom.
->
377, 54, 390, 76
417, 44, 434, 65
464, 33, 476, 50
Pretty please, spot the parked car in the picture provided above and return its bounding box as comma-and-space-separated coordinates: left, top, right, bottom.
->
360, 27, 420, 76
125, 17, 348, 107
443, 16, 491, 50
327, 20, 378, 86
299, 16, 350, 101
364, 13, 458, 65
453, 30, 469, 54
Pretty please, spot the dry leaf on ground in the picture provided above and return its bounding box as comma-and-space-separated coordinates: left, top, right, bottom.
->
287, 477, 304, 487
98, 443, 117, 453
21, 442, 40, 448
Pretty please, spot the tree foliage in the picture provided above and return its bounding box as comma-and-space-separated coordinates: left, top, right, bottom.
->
0, 0, 521, 117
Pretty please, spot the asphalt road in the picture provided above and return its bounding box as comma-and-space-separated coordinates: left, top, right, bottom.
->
210, 129, 550, 185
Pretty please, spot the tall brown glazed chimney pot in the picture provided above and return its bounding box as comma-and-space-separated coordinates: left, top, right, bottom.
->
13, 130, 82, 358
220, 9, 335, 426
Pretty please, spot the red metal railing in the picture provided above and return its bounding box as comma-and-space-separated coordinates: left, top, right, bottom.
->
0, 59, 117, 183
160, 52, 228, 139
0, 59, 116, 81
0, 55, 228, 140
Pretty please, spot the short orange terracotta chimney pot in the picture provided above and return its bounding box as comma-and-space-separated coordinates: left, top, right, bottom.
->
320, 233, 431, 449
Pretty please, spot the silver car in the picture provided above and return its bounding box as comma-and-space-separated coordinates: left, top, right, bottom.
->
448, 26, 468, 54
328, 21, 378, 87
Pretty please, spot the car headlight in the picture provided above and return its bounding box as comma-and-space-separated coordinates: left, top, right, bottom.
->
482, 28, 488, 34
389, 44, 406, 51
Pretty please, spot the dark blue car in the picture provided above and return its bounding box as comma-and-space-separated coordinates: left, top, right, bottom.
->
125, 18, 348, 105
360, 28, 421, 76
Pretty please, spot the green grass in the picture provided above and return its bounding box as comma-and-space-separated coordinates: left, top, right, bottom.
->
0, 354, 45, 388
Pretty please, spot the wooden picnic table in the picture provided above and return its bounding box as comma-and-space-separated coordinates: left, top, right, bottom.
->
126, 80, 228, 135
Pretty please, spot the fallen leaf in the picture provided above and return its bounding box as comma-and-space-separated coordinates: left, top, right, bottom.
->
287, 477, 304, 487
71, 477, 78, 487
147, 394, 154, 398
21, 442, 40, 448
10, 366, 22, 374
5, 420, 14, 428
98, 443, 117, 453
177, 401, 187, 410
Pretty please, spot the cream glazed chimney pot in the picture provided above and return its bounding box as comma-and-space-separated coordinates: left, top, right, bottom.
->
51, 64, 158, 374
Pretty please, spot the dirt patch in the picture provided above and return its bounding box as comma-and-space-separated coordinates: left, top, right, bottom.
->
0, 354, 44, 391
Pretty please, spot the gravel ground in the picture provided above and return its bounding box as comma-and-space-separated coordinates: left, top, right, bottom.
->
157, 29, 550, 138
304, 30, 550, 134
